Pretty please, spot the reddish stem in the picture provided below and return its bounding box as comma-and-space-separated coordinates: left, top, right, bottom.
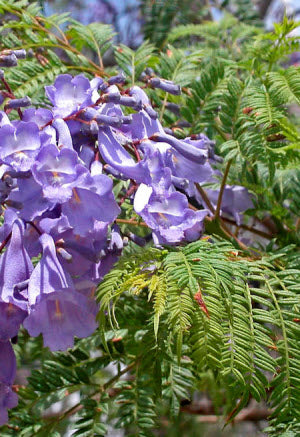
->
119, 182, 138, 206
0, 77, 23, 119
0, 231, 12, 253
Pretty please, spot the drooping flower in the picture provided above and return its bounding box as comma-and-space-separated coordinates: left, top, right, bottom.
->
0, 219, 33, 310
23, 234, 98, 350
98, 127, 151, 184
0, 302, 27, 341
206, 185, 253, 224
61, 169, 120, 236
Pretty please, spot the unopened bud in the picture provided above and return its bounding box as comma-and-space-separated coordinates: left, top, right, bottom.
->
127, 232, 146, 247
145, 67, 155, 76
57, 247, 73, 263
144, 105, 158, 119
103, 92, 121, 103
12, 49, 26, 59
151, 132, 206, 163
119, 95, 142, 111
0, 53, 18, 67
108, 72, 126, 85
165, 102, 180, 115
5, 96, 31, 109
150, 77, 181, 95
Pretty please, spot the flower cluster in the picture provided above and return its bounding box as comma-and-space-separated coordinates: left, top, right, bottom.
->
0, 65, 252, 423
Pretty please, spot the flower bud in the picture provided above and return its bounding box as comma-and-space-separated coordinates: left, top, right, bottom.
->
144, 105, 158, 119
165, 102, 180, 115
119, 95, 142, 111
5, 96, 31, 109
12, 49, 26, 59
108, 72, 126, 85
103, 92, 121, 103
151, 132, 206, 163
0, 54, 18, 67
150, 77, 181, 95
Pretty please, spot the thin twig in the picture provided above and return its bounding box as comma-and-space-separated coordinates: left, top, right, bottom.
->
195, 183, 215, 213
116, 218, 148, 227
0, 231, 12, 253
222, 217, 273, 240
56, 361, 137, 424
214, 159, 232, 219
0, 77, 23, 119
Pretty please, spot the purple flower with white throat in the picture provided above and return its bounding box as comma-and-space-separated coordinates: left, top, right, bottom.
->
32, 144, 86, 203
0, 121, 41, 171
45, 74, 101, 118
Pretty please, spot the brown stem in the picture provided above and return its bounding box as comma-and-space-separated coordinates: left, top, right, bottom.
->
119, 183, 138, 206
0, 77, 23, 119
194, 184, 251, 252
26, 221, 42, 236
214, 159, 232, 219
116, 218, 148, 228
195, 184, 215, 214
222, 217, 273, 239
219, 220, 251, 253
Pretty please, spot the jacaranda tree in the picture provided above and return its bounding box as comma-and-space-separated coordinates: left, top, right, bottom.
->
0, 1, 299, 436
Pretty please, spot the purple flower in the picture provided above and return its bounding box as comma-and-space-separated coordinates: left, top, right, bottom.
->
0, 302, 27, 341
61, 169, 120, 236
24, 289, 98, 351
0, 341, 17, 386
0, 121, 41, 171
0, 383, 18, 426
206, 185, 253, 224
32, 144, 86, 203
98, 127, 151, 184
0, 219, 33, 309
134, 184, 209, 244
23, 234, 97, 350
8, 176, 53, 221
45, 74, 101, 118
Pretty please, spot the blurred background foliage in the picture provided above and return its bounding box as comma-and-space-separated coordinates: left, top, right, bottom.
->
39, 0, 297, 48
